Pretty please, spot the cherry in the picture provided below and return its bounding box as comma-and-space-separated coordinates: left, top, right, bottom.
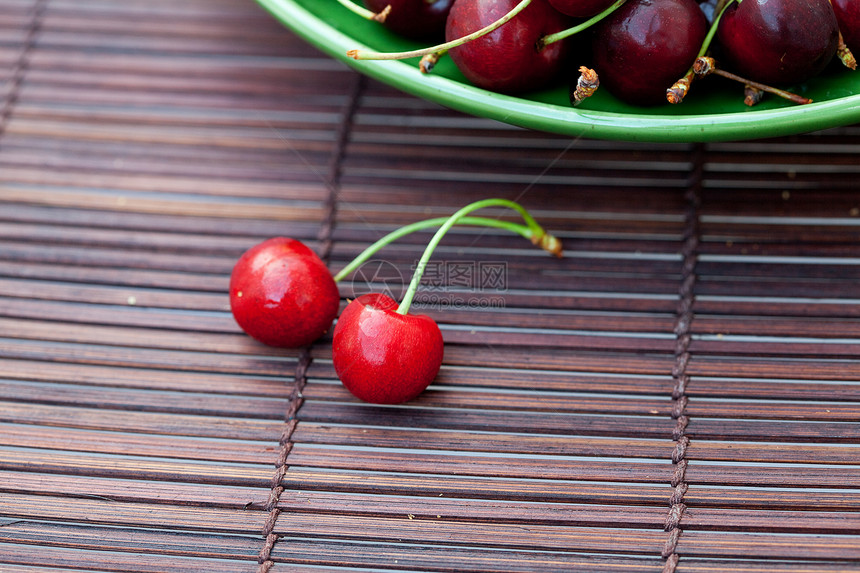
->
363, 0, 455, 40
445, 0, 571, 93
832, 0, 860, 54
331, 198, 562, 404
716, 0, 839, 87
229, 237, 340, 348
548, 0, 616, 18
333, 292, 444, 404
591, 0, 708, 106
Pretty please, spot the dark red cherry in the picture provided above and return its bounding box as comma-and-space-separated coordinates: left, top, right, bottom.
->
364, 0, 455, 40
591, 0, 708, 106
717, 0, 839, 86
832, 0, 860, 54
229, 237, 340, 348
332, 293, 444, 404
445, 0, 571, 94
548, 0, 617, 18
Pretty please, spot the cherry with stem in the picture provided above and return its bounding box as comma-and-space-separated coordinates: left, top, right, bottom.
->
331, 198, 561, 404
347, 0, 626, 64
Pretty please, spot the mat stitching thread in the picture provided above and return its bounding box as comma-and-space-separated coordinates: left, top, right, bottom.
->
662, 144, 704, 573
255, 72, 366, 572
0, 0, 45, 136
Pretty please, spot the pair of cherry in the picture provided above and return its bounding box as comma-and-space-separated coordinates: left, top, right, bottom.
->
229, 199, 561, 404
348, 0, 858, 107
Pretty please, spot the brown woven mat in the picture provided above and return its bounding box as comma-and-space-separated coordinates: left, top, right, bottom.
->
2, 0, 859, 571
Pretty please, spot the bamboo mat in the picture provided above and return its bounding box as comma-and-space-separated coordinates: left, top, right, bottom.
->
1, 0, 859, 571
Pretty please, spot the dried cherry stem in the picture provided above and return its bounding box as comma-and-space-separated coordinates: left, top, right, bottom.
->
332, 212, 561, 284
420, 50, 447, 73
744, 84, 764, 106
693, 57, 813, 105
836, 30, 858, 70
537, 0, 627, 50
571, 66, 599, 106
347, 0, 533, 61
668, 0, 738, 104
335, 0, 391, 22
395, 198, 562, 315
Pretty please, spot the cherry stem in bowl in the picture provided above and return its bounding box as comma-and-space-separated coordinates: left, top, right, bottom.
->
331, 213, 558, 283
693, 57, 813, 105
348, 0, 628, 63
396, 198, 560, 315
537, 0, 628, 50
668, 0, 737, 104
348, 0, 533, 61
335, 0, 391, 22
836, 30, 857, 70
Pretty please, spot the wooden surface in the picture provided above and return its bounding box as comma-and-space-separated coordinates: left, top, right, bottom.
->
2, 0, 860, 571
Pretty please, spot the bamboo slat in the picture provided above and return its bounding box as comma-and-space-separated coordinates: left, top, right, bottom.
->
1, 0, 859, 570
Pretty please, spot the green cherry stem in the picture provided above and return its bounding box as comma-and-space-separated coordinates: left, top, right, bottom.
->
396, 198, 561, 316
332, 214, 551, 283
348, 0, 533, 61
537, 0, 628, 49
335, 0, 390, 22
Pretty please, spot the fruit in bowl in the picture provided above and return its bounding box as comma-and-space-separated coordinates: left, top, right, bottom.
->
344, 0, 857, 107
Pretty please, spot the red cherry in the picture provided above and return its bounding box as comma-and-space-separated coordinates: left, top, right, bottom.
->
591, 0, 708, 106
332, 293, 444, 404
229, 237, 340, 348
716, 0, 839, 86
364, 0, 455, 40
445, 0, 571, 94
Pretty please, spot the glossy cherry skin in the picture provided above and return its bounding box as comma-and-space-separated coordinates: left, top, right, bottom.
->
591, 0, 707, 106
548, 0, 617, 18
717, 0, 838, 86
229, 237, 340, 348
832, 0, 860, 54
446, 0, 571, 94
364, 0, 454, 40
332, 293, 444, 404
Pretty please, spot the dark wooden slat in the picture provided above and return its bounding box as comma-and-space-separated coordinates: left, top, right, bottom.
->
287, 444, 860, 488
0, 402, 284, 441
0, 337, 301, 377
0, 522, 260, 560
287, 444, 673, 483
430, 364, 675, 395
0, 379, 288, 419
293, 422, 860, 465
0, 359, 290, 397
0, 493, 268, 534
0, 447, 272, 487
277, 490, 667, 529
272, 538, 665, 573
282, 467, 672, 505
0, 470, 271, 508
273, 512, 667, 555
0, 422, 277, 464
298, 400, 677, 439
678, 530, 860, 561
304, 382, 676, 416
0, 543, 258, 573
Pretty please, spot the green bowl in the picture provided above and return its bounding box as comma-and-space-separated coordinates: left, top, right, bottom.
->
256, 0, 860, 142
